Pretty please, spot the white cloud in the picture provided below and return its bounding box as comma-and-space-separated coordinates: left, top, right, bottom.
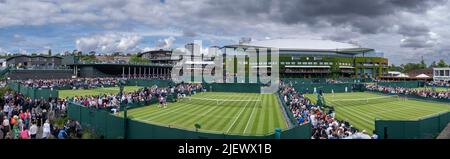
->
0, 0, 449, 64
142, 36, 176, 52
76, 33, 142, 53
0, 47, 9, 54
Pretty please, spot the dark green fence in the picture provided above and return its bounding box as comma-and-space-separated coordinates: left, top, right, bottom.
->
57, 85, 118, 90
278, 92, 299, 126
292, 83, 355, 93
376, 81, 422, 88
67, 103, 311, 139
375, 112, 450, 139
7, 82, 59, 99
203, 83, 262, 93
7, 82, 20, 91
119, 93, 177, 111
127, 79, 174, 87
67, 104, 125, 139
368, 90, 450, 103
282, 78, 372, 84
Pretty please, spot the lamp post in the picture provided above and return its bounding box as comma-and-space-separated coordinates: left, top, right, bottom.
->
119, 79, 128, 139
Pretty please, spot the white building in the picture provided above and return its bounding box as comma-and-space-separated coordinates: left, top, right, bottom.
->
433, 68, 450, 82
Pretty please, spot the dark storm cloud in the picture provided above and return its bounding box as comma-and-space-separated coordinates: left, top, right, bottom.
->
400, 37, 435, 49
397, 23, 436, 49
277, 0, 446, 34
183, 29, 198, 37
398, 24, 430, 37
199, 0, 445, 34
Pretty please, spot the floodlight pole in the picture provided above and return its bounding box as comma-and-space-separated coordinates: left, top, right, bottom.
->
119, 79, 128, 139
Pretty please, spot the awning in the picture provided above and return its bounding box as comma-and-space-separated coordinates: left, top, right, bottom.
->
416, 74, 430, 78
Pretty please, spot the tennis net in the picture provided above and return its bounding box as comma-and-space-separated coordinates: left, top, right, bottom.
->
329, 95, 400, 107
180, 97, 262, 108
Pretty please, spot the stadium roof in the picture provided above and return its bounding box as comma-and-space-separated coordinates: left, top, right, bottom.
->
6, 54, 63, 61
225, 38, 374, 53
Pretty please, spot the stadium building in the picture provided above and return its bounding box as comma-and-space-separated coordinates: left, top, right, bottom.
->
4, 55, 73, 80
433, 67, 450, 82
224, 38, 388, 78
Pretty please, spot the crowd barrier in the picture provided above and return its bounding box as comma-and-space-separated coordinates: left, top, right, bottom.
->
7, 82, 58, 99
127, 79, 174, 87
67, 102, 311, 139
277, 92, 299, 126
281, 78, 372, 84
375, 112, 450, 139
376, 81, 422, 88
368, 90, 450, 103
202, 83, 263, 93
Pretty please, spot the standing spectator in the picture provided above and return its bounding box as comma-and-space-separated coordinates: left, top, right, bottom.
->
29, 122, 38, 139
25, 109, 31, 129
57, 128, 68, 139
2, 116, 9, 138
4, 131, 12, 139
12, 122, 19, 139
42, 120, 51, 139
20, 128, 30, 139
75, 121, 82, 138
0, 125, 3, 139
372, 131, 378, 139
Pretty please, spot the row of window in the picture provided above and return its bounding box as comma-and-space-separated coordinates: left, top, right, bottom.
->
435, 70, 450, 77
238, 62, 279, 65
236, 61, 354, 66
280, 61, 352, 66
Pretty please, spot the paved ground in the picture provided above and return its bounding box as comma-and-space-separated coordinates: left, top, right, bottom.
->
437, 123, 450, 139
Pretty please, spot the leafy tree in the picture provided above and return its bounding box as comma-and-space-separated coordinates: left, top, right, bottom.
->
80, 55, 97, 62
402, 63, 423, 73
388, 64, 403, 72
437, 59, 448, 67
328, 61, 339, 78
129, 54, 149, 64
419, 58, 426, 69
429, 61, 437, 68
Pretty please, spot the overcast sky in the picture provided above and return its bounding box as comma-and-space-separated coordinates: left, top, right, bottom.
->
1, 0, 450, 64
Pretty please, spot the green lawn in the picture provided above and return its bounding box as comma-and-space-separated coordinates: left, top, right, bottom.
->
305, 92, 450, 133
121, 92, 288, 136
59, 86, 143, 98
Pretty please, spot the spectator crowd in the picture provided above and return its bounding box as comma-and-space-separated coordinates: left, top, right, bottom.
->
18, 78, 122, 89
70, 82, 203, 112
366, 84, 449, 100
0, 90, 83, 139
425, 81, 450, 87
279, 81, 377, 139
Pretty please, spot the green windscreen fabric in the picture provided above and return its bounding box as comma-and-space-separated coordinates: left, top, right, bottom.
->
202, 83, 262, 93
375, 112, 450, 139
67, 102, 311, 139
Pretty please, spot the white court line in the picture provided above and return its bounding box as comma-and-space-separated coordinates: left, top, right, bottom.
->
243, 94, 261, 134
186, 97, 261, 102
225, 100, 252, 134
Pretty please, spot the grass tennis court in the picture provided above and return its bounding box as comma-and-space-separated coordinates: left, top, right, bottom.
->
121, 92, 288, 136
305, 92, 450, 133
59, 86, 143, 98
